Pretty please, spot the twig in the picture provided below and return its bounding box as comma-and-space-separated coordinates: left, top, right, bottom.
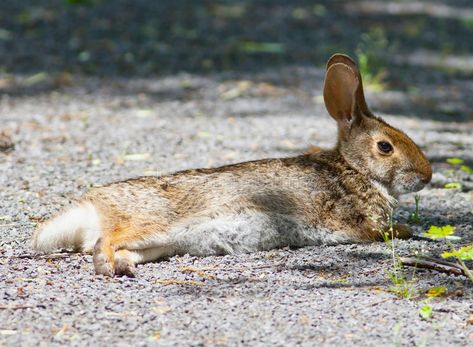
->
181, 267, 215, 280
4, 252, 78, 259
156, 279, 204, 286
0, 304, 35, 310
411, 235, 436, 242
415, 255, 465, 268
400, 257, 467, 277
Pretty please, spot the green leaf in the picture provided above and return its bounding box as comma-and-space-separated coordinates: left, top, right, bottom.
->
460, 165, 473, 174
422, 225, 457, 240
444, 182, 462, 189
419, 305, 432, 319
441, 245, 473, 260
446, 157, 464, 165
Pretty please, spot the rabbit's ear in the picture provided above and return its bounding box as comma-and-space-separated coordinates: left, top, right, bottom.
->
327, 53, 357, 70
323, 62, 359, 127
326, 54, 373, 117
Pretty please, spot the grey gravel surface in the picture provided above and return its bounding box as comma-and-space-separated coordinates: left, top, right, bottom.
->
1, 68, 472, 346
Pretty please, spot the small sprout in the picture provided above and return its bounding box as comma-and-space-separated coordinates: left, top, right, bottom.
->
419, 305, 433, 319
422, 225, 459, 240
441, 245, 473, 261
446, 157, 464, 165
408, 194, 421, 224
444, 182, 462, 189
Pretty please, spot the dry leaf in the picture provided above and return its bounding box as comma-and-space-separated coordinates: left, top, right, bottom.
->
150, 331, 161, 340
54, 324, 68, 337
156, 279, 204, 286
16, 287, 26, 296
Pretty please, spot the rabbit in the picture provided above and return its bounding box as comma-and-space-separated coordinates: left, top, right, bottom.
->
32, 54, 432, 277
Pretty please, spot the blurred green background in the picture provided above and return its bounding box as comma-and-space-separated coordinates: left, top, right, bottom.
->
1, 0, 473, 119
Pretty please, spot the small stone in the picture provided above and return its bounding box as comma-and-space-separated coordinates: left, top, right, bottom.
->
0, 130, 14, 153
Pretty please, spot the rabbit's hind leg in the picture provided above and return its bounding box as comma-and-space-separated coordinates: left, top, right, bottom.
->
114, 247, 171, 277
93, 237, 115, 277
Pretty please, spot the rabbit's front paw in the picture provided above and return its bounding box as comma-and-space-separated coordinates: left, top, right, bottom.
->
392, 224, 413, 240
115, 257, 136, 277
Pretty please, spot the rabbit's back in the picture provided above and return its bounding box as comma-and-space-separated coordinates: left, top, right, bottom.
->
85, 154, 329, 228
82, 153, 352, 255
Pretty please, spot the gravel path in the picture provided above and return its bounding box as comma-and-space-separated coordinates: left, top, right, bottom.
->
1, 68, 472, 346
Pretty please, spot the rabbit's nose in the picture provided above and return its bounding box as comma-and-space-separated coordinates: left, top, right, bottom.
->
421, 173, 432, 185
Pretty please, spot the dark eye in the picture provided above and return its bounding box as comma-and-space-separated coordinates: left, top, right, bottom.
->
377, 141, 393, 154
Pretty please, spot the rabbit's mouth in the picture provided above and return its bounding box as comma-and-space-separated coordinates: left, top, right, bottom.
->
391, 172, 430, 195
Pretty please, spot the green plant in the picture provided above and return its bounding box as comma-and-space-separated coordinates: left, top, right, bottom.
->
418, 286, 448, 320
419, 304, 432, 319
422, 225, 473, 284
461, 17, 473, 30
408, 194, 421, 224
446, 157, 473, 174
380, 222, 418, 299
446, 157, 464, 165
444, 182, 462, 189
444, 157, 473, 190
356, 27, 388, 92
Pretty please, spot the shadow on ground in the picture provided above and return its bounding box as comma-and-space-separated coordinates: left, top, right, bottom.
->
1, 0, 473, 120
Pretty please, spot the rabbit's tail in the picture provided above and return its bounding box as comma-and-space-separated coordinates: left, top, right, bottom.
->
32, 202, 101, 253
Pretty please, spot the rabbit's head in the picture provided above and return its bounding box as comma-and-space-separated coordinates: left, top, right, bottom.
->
323, 54, 431, 196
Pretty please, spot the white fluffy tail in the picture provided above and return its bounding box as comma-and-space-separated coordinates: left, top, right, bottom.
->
32, 202, 101, 253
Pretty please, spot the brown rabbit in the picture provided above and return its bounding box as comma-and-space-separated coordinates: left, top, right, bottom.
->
32, 54, 432, 277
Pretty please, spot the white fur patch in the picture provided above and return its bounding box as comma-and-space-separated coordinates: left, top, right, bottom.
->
116, 248, 172, 264
33, 202, 101, 253
168, 212, 351, 257
370, 179, 397, 207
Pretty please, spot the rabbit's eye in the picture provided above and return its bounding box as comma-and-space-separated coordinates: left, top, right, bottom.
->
377, 141, 393, 154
